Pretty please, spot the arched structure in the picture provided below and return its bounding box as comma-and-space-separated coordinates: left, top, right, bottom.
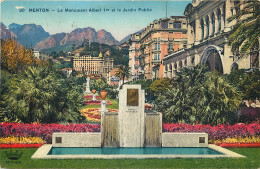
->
250, 39, 259, 68
200, 45, 224, 73
230, 62, 239, 72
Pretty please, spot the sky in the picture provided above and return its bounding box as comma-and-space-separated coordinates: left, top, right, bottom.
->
1, 0, 191, 41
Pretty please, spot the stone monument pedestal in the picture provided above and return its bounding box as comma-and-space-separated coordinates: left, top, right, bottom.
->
118, 85, 145, 147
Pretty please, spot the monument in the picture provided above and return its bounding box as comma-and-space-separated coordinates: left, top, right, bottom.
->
50, 84, 209, 149
101, 84, 162, 147
32, 85, 246, 159
84, 77, 92, 95
118, 85, 145, 147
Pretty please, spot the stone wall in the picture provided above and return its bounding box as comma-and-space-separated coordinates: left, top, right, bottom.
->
162, 133, 208, 147
52, 133, 101, 147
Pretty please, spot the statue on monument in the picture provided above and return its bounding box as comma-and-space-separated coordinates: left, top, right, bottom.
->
84, 77, 92, 95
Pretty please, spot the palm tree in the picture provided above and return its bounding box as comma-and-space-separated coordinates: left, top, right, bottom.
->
115, 65, 130, 86
156, 65, 242, 124
2, 66, 83, 123
2, 66, 55, 122
228, 0, 260, 57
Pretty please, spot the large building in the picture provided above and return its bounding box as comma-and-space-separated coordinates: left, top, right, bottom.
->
73, 54, 114, 78
163, 0, 259, 78
129, 16, 188, 80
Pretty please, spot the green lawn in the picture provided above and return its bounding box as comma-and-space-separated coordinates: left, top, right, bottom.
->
0, 148, 259, 168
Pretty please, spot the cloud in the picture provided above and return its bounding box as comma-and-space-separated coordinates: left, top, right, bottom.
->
15, 6, 24, 10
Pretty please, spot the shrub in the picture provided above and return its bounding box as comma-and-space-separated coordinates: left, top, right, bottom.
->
156, 65, 242, 124
238, 107, 260, 123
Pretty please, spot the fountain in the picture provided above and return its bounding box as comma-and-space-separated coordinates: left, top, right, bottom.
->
32, 84, 245, 159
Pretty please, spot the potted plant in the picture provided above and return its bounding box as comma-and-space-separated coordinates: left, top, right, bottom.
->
92, 89, 96, 94
100, 90, 108, 100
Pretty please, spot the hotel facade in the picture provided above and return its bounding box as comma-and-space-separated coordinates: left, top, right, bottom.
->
129, 16, 188, 80
73, 54, 114, 78
163, 0, 259, 78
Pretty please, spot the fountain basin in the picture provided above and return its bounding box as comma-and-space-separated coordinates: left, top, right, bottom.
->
31, 144, 245, 159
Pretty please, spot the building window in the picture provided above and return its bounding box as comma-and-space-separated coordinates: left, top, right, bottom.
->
179, 61, 183, 69
154, 43, 160, 50
231, 63, 239, 72
191, 57, 195, 65
174, 63, 177, 69
223, 5, 226, 26
234, 1, 240, 15
211, 13, 215, 35
205, 16, 209, 38
200, 19, 204, 39
173, 22, 182, 29
154, 53, 160, 60
217, 8, 221, 31
154, 22, 159, 29
168, 44, 173, 51
251, 40, 259, 68
168, 22, 173, 29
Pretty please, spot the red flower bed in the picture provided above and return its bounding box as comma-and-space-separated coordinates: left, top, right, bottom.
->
145, 104, 153, 110
84, 95, 101, 100
0, 144, 42, 148
1, 122, 259, 145
220, 143, 260, 148
0, 123, 100, 143
162, 122, 260, 140
83, 100, 112, 105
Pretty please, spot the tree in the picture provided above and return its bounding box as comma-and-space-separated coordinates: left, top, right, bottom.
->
90, 79, 109, 92
227, 69, 260, 101
1, 66, 84, 123
149, 78, 172, 96
156, 65, 242, 125
58, 51, 66, 57
1, 39, 35, 73
228, 0, 260, 57
115, 65, 130, 86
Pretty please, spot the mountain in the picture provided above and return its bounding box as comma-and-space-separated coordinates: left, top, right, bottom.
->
0, 23, 15, 40
35, 27, 119, 51
119, 34, 131, 44
34, 33, 67, 51
119, 29, 143, 44
60, 27, 97, 46
8, 23, 22, 30
97, 29, 118, 45
8, 23, 50, 47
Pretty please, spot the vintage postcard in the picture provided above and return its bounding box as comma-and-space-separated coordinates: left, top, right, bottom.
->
0, 0, 259, 168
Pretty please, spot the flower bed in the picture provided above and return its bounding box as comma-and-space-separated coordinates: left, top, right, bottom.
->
162, 122, 260, 140
80, 108, 118, 122
0, 136, 45, 144
0, 123, 100, 144
84, 95, 101, 100
83, 100, 112, 105
1, 122, 259, 146
0, 144, 42, 148
145, 103, 153, 110
219, 143, 260, 148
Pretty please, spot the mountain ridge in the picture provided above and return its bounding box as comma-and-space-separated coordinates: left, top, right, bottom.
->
35, 27, 119, 51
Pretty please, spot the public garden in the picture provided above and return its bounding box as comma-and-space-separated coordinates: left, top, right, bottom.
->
0, 60, 260, 167
0, 0, 260, 166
